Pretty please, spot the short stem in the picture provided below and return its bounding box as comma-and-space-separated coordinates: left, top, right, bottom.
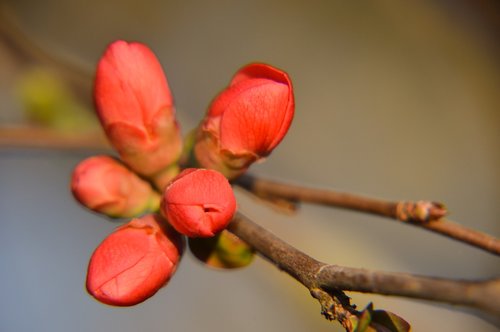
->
150, 163, 180, 192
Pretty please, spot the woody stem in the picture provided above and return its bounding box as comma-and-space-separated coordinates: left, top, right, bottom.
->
228, 213, 500, 316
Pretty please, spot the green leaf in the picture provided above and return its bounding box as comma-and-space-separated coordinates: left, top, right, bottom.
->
372, 310, 411, 332
355, 303, 373, 332
351, 304, 410, 332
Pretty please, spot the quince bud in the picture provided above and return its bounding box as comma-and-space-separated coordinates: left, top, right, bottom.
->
71, 155, 159, 218
86, 214, 184, 306
194, 63, 294, 179
161, 168, 236, 237
94, 40, 182, 181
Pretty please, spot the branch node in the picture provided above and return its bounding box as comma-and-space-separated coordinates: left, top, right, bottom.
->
396, 200, 447, 223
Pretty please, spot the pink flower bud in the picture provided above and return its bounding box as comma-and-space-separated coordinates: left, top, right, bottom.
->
161, 168, 236, 237
71, 155, 160, 218
194, 63, 294, 179
86, 214, 184, 306
94, 40, 182, 178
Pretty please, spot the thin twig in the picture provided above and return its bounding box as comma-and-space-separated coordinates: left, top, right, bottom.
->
0, 4, 94, 103
228, 213, 500, 318
236, 174, 500, 256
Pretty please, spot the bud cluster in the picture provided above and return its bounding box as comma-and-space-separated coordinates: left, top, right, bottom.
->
71, 40, 294, 306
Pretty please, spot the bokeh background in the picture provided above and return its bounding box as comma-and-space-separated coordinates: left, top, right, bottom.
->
1, 1, 499, 331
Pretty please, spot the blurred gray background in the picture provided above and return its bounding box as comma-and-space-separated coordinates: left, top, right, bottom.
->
1, 1, 499, 331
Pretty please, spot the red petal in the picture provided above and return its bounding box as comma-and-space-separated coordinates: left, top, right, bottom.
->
162, 169, 236, 237
94, 41, 174, 129
86, 215, 180, 306
219, 79, 289, 155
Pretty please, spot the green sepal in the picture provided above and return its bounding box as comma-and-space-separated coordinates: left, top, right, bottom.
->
351, 303, 410, 332
188, 230, 255, 269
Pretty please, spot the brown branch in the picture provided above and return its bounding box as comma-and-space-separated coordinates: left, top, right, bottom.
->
227, 213, 358, 328
228, 213, 500, 319
236, 174, 500, 256
316, 265, 500, 314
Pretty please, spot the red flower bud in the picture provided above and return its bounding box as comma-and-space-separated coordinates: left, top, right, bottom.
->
71, 155, 159, 218
94, 40, 182, 179
86, 214, 184, 306
161, 168, 236, 237
194, 63, 294, 179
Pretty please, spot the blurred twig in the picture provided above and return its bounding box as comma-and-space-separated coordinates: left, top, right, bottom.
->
0, 3, 93, 105
236, 174, 500, 256
0, 125, 109, 150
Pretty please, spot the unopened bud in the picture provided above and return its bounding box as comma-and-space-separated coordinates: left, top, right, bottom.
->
71, 155, 160, 218
94, 40, 182, 180
161, 168, 236, 237
86, 214, 184, 306
194, 63, 294, 179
